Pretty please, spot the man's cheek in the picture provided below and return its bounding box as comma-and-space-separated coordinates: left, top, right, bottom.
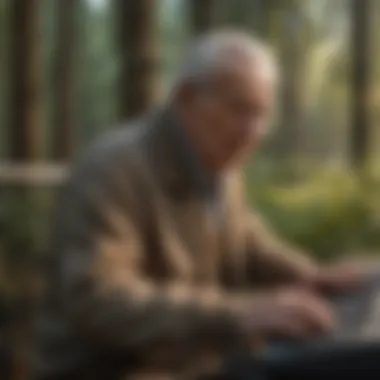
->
222, 136, 247, 163
247, 122, 268, 148
251, 135, 263, 150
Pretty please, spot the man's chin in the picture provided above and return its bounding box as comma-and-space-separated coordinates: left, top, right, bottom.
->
226, 151, 254, 169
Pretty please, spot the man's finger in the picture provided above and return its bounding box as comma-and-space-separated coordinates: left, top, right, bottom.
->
300, 296, 336, 332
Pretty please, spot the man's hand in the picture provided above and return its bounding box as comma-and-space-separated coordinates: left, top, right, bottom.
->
242, 288, 335, 341
314, 262, 371, 294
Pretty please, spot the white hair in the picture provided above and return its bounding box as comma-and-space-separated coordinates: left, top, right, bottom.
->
171, 30, 279, 92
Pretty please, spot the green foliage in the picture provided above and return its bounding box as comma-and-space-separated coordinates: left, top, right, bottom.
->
246, 167, 380, 261
0, 187, 56, 268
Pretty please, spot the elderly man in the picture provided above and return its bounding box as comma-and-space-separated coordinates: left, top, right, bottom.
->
33, 32, 363, 380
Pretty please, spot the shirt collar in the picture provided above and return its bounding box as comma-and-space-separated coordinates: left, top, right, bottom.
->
144, 107, 220, 202
167, 111, 219, 201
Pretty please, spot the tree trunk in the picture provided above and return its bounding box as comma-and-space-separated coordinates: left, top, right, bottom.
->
53, 0, 78, 161
0, 0, 7, 159
117, 0, 159, 120
190, 0, 218, 36
350, 0, 371, 168
9, 0, 44, 161
260, 0, 282, 40
8, 2, 45, 378
275, 1, 306, 164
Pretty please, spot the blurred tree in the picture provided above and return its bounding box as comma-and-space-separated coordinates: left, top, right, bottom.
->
0, 0, 8, 158
117, 0, 159, 119
6, 0, 46, 317
350, 0, 372, 168
7, 3, 50, 377
278, 0, 305, 158
373, 0, 380, 157
6, 0, 46, 300
190, 0, 218, 35
259, 0, 279, 39
9, 0, 45, 161
81, 1, 118, 139
220, 0, 275, 39
52, 0, 78, 161
299, 0, 350, 161
263, 0, 306, 170
159, 0, 187, 95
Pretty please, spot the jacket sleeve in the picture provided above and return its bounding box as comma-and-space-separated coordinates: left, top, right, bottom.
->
54, 156, 259, 370
244, 210, 317, 286
229, 172, 317, 287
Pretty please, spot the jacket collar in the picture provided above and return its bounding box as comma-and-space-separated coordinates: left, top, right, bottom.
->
143, 107, 219, 202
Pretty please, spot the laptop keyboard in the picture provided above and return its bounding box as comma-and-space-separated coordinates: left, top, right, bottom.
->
326, 273, 380, 341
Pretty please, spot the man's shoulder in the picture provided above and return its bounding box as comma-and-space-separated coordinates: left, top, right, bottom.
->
73, 118, 149, 176
82, 120, 144, 164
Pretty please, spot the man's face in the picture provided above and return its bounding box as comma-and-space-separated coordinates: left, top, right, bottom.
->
183, 62, 275, 172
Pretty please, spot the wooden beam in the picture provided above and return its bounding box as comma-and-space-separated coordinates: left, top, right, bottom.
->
0, 164, 68, 186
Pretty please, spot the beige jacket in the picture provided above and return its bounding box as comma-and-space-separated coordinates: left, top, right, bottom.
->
32, 109, 314, 380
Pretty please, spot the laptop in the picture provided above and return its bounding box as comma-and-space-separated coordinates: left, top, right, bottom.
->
326, 269, 380, 341
223, 270, 380, 379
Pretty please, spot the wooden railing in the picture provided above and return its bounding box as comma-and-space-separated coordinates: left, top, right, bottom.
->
0, 163, 69, 186
0, 164, 68, 379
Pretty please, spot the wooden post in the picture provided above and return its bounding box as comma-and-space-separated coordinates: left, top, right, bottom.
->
9, 0, 44, 161
8, 2, 45, 378
53, 0, 78, 161
117, 0, 159, 120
